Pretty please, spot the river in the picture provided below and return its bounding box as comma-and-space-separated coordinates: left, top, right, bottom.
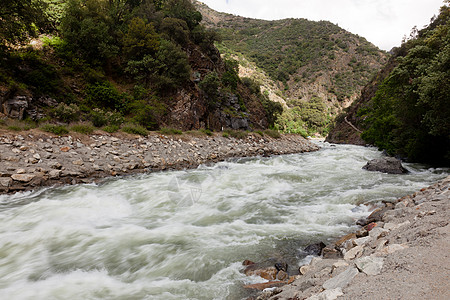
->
0, 142, 448, 299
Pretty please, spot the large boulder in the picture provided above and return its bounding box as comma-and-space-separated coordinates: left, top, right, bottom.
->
362, 157, 408, 174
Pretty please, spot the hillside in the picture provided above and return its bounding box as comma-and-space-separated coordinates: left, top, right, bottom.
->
0, 0, 280, 133
193, 0, 388, 135
327, 4, 450, 166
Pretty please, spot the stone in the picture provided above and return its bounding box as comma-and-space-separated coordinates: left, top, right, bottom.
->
11, 174, 35, 182
384, 220, 410, 231
335, 233, 356, 248
304, 242, 327, 256
0, 177, 12, 187
376, 244, 409, 256
33, 153, 41, 160
307, 288, 343, 300
72, 160, 84, 166
355, 256, 384, 275
353, 236, 371, 247
369, 227, 389, 239
322, 246, 341, 259
299, 265, 311, 275
367, 222, 377, 231
322, 267, 359, 290
332, 260, 349, 270
16, 169, 26, 174
362, 157, 408, 174
60, 146, 71, 152
243, 281, 286, 290
343, 245, 364, 261
49, 170, 62, 179
276, 270, 289, 281
244, 266, 278, 281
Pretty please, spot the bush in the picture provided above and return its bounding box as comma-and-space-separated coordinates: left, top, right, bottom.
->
254, 130, 264, 136
222, 132, 229, 138
7, 126, 22, 131
70, 124, 94, 134
41, 124, 69, 135
264, 129, 281, 138
50, 103, 80, 123
159, 127, 182, 135
90, 108, 124, 127
102, 124, 120, 133
122, 124, 148, 136
200, 128, 213, 136
85, 82, 125, 111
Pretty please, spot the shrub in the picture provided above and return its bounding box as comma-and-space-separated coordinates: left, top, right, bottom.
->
159, 127, 182, 135
7, 126, 22, 131
222, 132, 229, 138
264, 129, 281, 139
70, 124, 94, 134
224, 129, 248, 139
41, 124, 69, 135
85, 82, 125, 111
50, 103, 80, 123
90, 108, 124, 127
102, 125, 120, 133
200, 128, 213, 136
122, 124, 148, 136
254, 130, 264, 136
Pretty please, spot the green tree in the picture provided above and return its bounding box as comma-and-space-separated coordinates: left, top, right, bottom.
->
123, 17, 160, 59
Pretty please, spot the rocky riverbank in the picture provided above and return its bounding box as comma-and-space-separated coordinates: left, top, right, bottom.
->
249, 175, 450, 300
0, 130, 319, 194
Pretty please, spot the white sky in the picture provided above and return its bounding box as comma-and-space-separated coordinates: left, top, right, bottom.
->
198, 0, 445, 50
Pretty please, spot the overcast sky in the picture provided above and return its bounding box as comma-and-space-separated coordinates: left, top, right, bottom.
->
198, 0, 445, 50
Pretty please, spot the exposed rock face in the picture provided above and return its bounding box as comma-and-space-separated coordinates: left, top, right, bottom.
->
362, 157, 409, 174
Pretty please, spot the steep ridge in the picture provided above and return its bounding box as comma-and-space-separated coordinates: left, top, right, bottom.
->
192, 1, 388, 118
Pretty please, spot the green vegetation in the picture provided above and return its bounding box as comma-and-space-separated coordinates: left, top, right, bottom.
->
264, 129, 281, 139
159, 127, 182, 135
358, 5, 450, 165
223, 129, 248, 139
41, 124, 69, 135
121, 124, 148, 136
70, 124, 94, 134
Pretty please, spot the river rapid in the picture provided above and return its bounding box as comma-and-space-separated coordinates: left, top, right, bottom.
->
0, 142, 447, 300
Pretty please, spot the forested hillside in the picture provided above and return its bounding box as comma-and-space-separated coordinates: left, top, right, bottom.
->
327, 4, 450, 166
0, 0, 279, 133
193, 0, 388, 136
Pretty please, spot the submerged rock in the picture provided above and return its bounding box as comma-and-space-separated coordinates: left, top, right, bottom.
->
362, 157, 408, 174
304, 242, 326, 256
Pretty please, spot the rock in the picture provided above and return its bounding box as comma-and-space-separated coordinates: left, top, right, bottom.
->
355, 256, 384, 275
376, 244, 409, 256
244, 266, 278, 281
322, 267, 359, 290
11, 174, 36, 182
367, 222, 377, 231
332, 260, 349, 270
304, 242, 327, 256
384, 220, 410, 231
307, 288, 343, 300
16, 169, 26, 174
60, 146, 70, 152
0, 177, 12, 187
72, 160, 84, 166
322, 246, 341, 259
353, 236, 371, 247
362, 157, 408, 174
299, 265, 311, 275
275, 261, 288, 272
368, 227, 389, 239
343, 245, 364, 261
243, 281, 286, 290
243, 260, 255, 266
276, 270, 289, 281
49, 169, 62, 179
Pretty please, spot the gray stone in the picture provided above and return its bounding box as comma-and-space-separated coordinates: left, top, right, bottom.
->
343, 245, 364, 261
307, 288, 343, 300
323, 267, 359, 290
49, 170, 62, 179
355, 256, 384, 275
369, 227, 389, 239
353, 236, 371, 247
0, 177, 12, 187
362, 157, 408, 174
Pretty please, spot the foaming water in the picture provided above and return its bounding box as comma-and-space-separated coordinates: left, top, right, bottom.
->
0, 142, 447, 299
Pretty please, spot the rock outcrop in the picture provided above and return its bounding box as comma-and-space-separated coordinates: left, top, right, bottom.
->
362, 157, 408, 174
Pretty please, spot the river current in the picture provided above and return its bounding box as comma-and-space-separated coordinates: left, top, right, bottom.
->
0, 142, 448, 299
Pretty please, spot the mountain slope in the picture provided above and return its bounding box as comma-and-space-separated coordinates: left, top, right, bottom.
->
327, 4, 450, 165
193, 0, 388, 118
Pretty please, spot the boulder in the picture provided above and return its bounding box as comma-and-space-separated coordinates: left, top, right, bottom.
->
304, 242, 326, 256
355, 256, 384, 275
322, 267, 359, 290
11, 174, 36, 183
362, 157, 408, 174
307, 288, 343, 300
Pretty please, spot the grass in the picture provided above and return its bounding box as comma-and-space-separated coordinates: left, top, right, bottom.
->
223, 129, 248, 139
121, 124, 148, 136
159, 127, 182, 135
264, 129, 281, 138
254, 130, 264, 136
102, 125, 120, 133
7, 125, 22, 131
200, 128, 213, 136
70, 123, 94, 134
40, 124, 69, 135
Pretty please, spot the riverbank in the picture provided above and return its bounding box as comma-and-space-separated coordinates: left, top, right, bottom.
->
0, 130, 319, 194
253, 175, 450, 300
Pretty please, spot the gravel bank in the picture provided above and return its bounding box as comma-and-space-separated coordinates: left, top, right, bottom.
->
253, 175, 450, 300
0, 130, 319, 194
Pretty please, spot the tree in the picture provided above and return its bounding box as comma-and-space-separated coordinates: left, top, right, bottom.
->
0, 0, 47, 48
123, 17, 160, 59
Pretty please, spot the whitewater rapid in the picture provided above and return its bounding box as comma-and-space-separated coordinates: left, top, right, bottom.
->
0, 142, 447, 299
